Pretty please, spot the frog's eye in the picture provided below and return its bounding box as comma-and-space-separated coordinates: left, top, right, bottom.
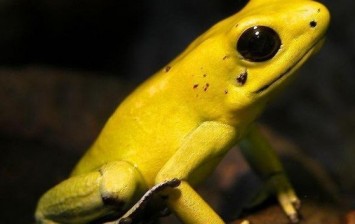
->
237, 26, 281, 62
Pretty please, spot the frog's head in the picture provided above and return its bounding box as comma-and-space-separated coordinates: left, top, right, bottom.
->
168, 0, 329, 125
221, 0, 330, 116
228, 0, 329, 96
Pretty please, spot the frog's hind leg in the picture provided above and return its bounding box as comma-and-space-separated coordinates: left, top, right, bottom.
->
35, 161, 145, 224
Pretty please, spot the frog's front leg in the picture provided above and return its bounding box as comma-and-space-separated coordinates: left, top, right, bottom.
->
239, 125, 300, 223
35, 161, 145, 224
155, 121, 237, 224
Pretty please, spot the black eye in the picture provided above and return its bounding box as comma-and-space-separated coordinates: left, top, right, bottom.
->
237, 26, 281, 62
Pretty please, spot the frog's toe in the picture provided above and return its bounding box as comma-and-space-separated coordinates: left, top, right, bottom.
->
291, 196, 301, 210
277, 190, 301, 223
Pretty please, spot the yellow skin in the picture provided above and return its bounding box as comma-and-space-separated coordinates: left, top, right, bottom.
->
35, 0, 330, 223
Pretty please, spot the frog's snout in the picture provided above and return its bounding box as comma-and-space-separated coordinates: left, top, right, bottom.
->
306, 1, 330, 35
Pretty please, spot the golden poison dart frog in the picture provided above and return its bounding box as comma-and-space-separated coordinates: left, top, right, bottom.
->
35, 0, 330, 223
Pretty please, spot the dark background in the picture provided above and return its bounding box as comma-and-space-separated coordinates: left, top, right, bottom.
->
0, 0, 354, 223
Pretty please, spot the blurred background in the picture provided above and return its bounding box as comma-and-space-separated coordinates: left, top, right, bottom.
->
0, 0, 354, 223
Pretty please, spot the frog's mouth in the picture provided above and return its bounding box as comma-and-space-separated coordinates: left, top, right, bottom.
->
253, 38, 325, 94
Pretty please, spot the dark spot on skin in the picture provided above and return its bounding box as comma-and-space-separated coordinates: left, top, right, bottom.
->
310, 20, 317, 28
193, 84, 199, 89
235, 24, 239, 28
164, 65, 171, 72
203, 74, 207, 77
223, 55, 230, 60
224, 90, 228, 94
236, 71, 248, 85
317, 8, 321, 13
203, 83, 209, 91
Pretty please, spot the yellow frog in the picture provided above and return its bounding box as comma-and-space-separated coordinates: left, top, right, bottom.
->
35, 0, 330, 223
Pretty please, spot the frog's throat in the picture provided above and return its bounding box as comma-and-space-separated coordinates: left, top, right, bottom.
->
253, 37, 325, 94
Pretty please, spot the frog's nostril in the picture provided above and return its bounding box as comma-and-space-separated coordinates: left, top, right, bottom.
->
310, 20, 317, 28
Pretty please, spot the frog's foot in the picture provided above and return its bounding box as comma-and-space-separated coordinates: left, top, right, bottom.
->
243, 173, 301, 223
269, 172, 301, 223
116, 178, 181, 224
277, 188, 301, 223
